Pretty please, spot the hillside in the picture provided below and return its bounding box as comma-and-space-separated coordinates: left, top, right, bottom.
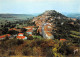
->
32, 10, 79, 39
0, 10, 80, 57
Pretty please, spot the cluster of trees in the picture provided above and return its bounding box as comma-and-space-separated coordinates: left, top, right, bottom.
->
53, 19, 80, 39
0, 39, 75, 57
0, 19, 35, 35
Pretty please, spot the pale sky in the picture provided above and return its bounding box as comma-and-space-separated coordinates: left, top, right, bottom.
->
0, 0, 80, 14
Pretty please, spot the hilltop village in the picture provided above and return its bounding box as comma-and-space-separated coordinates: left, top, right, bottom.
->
0, 10, 78, 40
0, 10, 80, 57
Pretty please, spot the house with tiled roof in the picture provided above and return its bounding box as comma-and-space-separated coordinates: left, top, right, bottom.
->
15, 29, 22, 32
9, 28, 16, 31
72, 18, 77, 21
0, 34, 11, 40
23, 26, 35, 36
18, 33, 23, 36
32, 12, 55, 39
16, 36, 27, 40
26, 30, 32, 35
17, 33, 27, 40
44, 24, 53, 32
60, 39, 66, 42
9, 28, 21, 32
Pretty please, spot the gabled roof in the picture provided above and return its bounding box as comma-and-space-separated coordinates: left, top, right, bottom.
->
26, 30, 32, 32
9, 28, 16, 31
6, 34, 11, 37
26, 28, 33, 32
9, 28, 21, 32
17, 36, 25, 39
0, 34, 11, 39
0, 35, 5, 38
18, 33, 23, 35
60, 39, 66, 41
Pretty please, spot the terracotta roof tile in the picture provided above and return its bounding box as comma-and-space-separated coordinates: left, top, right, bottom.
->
0, 34, 11, 39
17, 36, 25, 39
60, 39, 66, 41
9, 28, 16, 31
18, 33, 23, 35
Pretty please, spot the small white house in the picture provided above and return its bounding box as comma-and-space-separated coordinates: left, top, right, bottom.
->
18, 33, 23, 36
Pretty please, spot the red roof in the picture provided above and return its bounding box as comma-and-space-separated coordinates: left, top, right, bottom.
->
9, 28, 21, 32
0, 36, 5, 38
29, 34, 32, 36
18, 33, 23, 35
9, 28, 16, 31
60, 39, 66, 41
0, 34, 11, 39
26, 30, 32, 32
6, 34, 11, 37
17, 36, 25, 39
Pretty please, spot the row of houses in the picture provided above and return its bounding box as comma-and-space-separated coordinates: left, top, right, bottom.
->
15, 26, 34, 40
9, 28, 22, 32
23, 26, 34, 36
42, 23, 54, 39
0, 25, 35, 40
32, 14, 67, 41
0, 33, 27, 40
32, 15, 54, 39
0, 33, 66, 41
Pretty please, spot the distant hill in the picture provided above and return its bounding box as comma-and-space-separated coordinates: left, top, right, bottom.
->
0, 14, 34, 20
0, 14, 33, 16
67, 13, 80, 19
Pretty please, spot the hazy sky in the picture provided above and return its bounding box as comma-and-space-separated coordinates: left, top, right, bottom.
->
0, 0, 80, 14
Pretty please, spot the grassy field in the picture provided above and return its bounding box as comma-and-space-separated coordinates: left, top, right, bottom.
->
0, 14, 34, 28
0, 14, 34, 21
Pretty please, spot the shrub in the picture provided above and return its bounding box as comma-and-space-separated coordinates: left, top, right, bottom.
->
22, 47, 32, 56
32, 47, 42, 56
58, 42, 73, 55
5, 39, 23, 48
